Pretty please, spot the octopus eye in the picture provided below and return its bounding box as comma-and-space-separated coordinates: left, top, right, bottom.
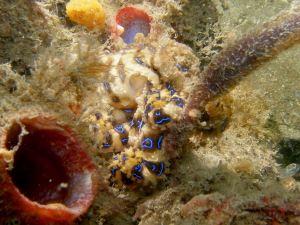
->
153, 109, 170, 124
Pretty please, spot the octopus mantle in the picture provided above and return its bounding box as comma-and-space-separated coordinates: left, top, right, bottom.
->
84, 36, 200, 188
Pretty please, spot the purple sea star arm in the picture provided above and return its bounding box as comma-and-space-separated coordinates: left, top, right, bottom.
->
165, 1, 300, 153
182, 1, 300, 121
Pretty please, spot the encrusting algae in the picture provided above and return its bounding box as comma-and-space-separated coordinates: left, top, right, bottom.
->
66, 0, 105, 30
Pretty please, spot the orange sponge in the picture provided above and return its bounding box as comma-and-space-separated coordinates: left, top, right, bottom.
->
66, 0, 105, 30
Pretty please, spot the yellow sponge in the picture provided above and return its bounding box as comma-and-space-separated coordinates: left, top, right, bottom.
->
66, 0, 105, 30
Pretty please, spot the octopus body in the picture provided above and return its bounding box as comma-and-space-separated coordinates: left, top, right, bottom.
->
84, 36, 200, 188
83, 2, 300, 190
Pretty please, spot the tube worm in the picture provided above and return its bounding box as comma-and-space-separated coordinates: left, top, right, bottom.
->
183, 2, 300, 120
0, 112, 98, 224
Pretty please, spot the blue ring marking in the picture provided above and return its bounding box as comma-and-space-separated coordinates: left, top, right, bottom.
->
134, 164, 143, 173
151, 164, 156, 171
142, 138, 153, 149
167, 84, 175, 95
143, 161, 156, 171
145, 104, 153, 115
137, 120, 146, 128
158, 162, 165, 176
171, 97, 185, 108
113, 157, 118, 160
135, 58, 147, 67
110, 168, 116, 176
93, 124, 99, 130
102, 144, 111, 148
121, 138, 128, 143
104, 83, 110, 91
94, 111, 101, 120
154, 110, 171, 124
118, 64, 124, 80
124, 109, 133, 113
132, 173, 143, 179
155, 110, 161, 116
177, 63, 189, 71
122, 156, 128, 161
130, 121, 135, 126
157, 135, 164, 149
155, 117, 171, 124
114, 125, 125, 133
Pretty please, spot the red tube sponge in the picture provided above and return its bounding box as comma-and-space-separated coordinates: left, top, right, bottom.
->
111, 6, 152, 44
0, 112, 98, 224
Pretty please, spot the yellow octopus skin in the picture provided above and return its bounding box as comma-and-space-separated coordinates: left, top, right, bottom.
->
84, 36, 200, 188
84, 1, 300, 189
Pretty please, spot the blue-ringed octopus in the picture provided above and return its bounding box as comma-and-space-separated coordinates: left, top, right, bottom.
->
82, 2, 300, 189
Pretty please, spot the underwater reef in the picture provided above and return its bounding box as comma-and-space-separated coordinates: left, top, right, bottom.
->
0, 0, 300, 224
